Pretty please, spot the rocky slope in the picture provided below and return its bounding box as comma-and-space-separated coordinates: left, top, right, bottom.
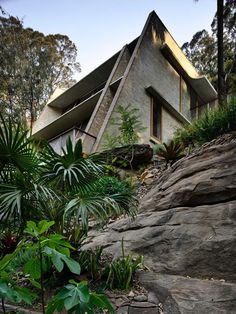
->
84, 134, 236, 313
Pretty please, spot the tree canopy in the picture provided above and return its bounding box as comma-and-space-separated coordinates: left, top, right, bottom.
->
182, 0, 235, 96
0, 10, 80, 126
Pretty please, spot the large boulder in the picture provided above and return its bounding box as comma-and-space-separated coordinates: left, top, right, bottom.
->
84, 135, 236, 313
98, 144, 153, 168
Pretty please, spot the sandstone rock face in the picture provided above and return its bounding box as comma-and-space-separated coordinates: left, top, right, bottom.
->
84, 137, 236, 313
99, 144, 153, 168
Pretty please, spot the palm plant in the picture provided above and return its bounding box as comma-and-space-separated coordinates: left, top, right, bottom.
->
41, 138, 102, 192
41, 138, 138, 234
41, 138, 117, 233
0, 116, 138, 238
0, 115, 53, 228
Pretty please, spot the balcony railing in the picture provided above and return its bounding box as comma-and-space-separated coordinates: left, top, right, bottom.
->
49, 125, 96, 155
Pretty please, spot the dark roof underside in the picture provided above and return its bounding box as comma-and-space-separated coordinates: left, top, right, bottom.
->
49, 37, 140, 109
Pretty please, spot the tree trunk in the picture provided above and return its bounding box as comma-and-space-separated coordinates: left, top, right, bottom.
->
217, 0, 225, 105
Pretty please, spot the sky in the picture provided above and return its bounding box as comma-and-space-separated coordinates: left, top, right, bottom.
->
0, 0, 217, 80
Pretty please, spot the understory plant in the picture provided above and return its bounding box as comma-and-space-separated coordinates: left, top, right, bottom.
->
77, 247, 104, 281
103, 105, 145, 149
174, 98, 236, 147
47, 280, 114, 314
0, 272, 36, 314
105, 240, 143, 290
0, 115, 137, 237
153, 140, 185, 165
0, 220, 114, 314
94, 176, 138, 218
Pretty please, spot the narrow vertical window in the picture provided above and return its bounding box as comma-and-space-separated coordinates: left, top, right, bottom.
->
151, 97, 162, 140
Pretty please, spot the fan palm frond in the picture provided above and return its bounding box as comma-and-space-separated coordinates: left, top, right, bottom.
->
65, 193, 120, 233
41, 138, 103, 191
0, 114, 39, 174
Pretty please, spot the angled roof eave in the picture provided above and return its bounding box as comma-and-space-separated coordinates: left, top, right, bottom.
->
47, 51, 121, 109
33, 89, 103, 140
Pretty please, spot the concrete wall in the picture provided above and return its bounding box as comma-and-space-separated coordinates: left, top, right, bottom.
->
82, 47, 131, 153
111, 47, 131, 83
161, 108, 183, 142
32, 105, 62, 134
97, 16, 185, 150
181, 78, 191, 120
50, 129, 75, 154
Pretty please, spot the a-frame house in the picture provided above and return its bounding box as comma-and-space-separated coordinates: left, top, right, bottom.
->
32, 11, 217, 154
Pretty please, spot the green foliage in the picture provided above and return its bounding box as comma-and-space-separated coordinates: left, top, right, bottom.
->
0, 220, 81, 313
0, 115, 55, 225
0, 220, 115, 314
46, 280, 114, 314
174, 99, 236, 147
182, 0, 235, 95
0, 115, 37, 173
42, 138, 102, 191
154, 140, 185, 165
105, 240, 143, 290
65, 193, 119, 233
23, 220, 81, 281
0, 118, 135, 235
77, 247, 104, 281
0, 277, 36, 305
95, 176, 138, 217
0, 247, 36, 311
0, 12, 80, 124
103, 105, 145, 149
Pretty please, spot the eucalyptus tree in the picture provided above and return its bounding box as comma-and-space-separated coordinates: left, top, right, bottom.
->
0, 12, 80, 127
186, 0, 235, 102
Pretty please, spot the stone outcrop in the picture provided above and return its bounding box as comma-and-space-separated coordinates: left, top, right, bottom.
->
99, 144, 153, 168
84, 135, 236, 313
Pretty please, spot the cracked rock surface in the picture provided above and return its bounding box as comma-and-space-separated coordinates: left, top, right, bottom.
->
84, 136, 236, 313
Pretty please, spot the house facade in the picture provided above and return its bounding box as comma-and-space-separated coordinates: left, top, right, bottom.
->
32, 11, 217, 154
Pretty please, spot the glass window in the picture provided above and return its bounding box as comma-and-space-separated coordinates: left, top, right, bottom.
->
151, 97, 162, 140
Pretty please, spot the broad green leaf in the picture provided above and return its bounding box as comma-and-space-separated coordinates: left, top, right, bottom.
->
51, 251, 64, 272
14, 286, 36, 304
24, 258, 41, 279
64, 289, 81, 311
0, 280, 16, 302
90, 293, 114, 313
61, 256, 81, 275
46, 293, 65, 314
38, 220, 55, 234
43, 246, 80, 275
29, 278, 41, 289
25, 221, 38, 236
0, 281, 9, 295
76, 283, 90, 303
0, 252, 16, 271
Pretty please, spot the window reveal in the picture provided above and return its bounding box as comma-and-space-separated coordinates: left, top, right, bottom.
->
151, 97, 162, 140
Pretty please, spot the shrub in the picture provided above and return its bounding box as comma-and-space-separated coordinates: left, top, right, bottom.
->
104, 240, 143, 290
95, 176, 138, 218
0, 220, 114, 314
47, 280, 114, 314
174, 99, 236, 146
154, 140, 185, 165
103, 105, 145, 149
77, 247, 104, 281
